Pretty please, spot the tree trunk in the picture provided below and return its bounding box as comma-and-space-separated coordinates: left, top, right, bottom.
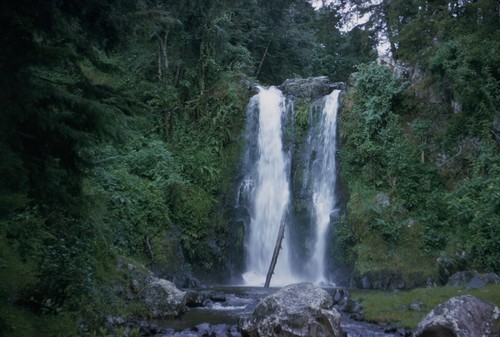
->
161, 30, 169, 71
157, 30, 169, 81
255, 41, 271, 79
158, 41, 162, 81
144, 235, 154, 261
264, 220, 286, 288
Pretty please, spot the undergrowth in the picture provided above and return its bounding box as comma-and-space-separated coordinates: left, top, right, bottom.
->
351, 284, 500, 329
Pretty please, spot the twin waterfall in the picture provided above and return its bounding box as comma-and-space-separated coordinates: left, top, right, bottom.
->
237, 86, 341, 287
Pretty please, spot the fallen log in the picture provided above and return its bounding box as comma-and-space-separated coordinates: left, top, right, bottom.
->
264, 220, 286, 288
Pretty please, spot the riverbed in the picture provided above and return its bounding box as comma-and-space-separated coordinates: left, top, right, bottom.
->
153, 286, 408, 336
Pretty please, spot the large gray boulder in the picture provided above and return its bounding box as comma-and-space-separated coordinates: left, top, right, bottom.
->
240, 283, 344, 337
413, 295, 500, 337
143, 277, 187, 318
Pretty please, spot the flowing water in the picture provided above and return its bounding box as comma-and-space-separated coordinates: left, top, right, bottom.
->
303, 90, 341, 283
237, 87, 342, 286
237, 86, 298, 286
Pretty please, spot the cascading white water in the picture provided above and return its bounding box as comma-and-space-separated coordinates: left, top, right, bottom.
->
237, 86, 342, 286
238, 86, 297, 286
305, 90, 341, 284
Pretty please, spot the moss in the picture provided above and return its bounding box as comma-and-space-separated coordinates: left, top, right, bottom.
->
351, 284, 500, 329
294, 99, 311, 130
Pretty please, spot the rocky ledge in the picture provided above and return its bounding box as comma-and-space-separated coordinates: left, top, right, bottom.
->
278, 76, 345, 100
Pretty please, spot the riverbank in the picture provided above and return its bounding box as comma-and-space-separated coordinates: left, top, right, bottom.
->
351, 284, 500, 329
93, 282, 500, 336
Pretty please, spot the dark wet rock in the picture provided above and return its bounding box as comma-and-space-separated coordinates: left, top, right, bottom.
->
350, 270, 433, 290
139, 320, 161, 336
159, 324, 241, 337
240, 282, 344, 337
186, 290, 212, 308
186, 290, 227, 308
446, 270, 500, 288
350, 270, 405, 290
209, 324, 242, 337
436, 253, 468, 284
332, 289, 346, 304
172, 273, 203, 289
383, 326, 398, 333
413, 295, 500, 337
278, 76, 344, 100
331, 289, 364, 321
228, 325, 243, 337
144, 277, 187, 318
210, 293, 227, 303
170, 329, 200, 337
194, 323, 211, 335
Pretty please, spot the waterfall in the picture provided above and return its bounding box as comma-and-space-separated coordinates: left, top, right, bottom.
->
304, 90, 341, 284
237, 86, 298, 286
236, 86, 341, 286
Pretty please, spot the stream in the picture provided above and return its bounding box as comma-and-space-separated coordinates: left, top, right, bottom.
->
153, 286, 408, 337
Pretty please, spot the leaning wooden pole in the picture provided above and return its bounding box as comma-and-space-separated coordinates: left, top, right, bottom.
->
264, 221, 286, 288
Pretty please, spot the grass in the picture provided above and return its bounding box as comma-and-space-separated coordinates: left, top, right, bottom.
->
351, 284, 500, 329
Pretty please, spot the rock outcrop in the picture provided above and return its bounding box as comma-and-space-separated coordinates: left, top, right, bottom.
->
278, 76, 345, 100
349, 269, 433, 290
240, 283, 344, 337
446, 270, 500, 288
144, 277, 187, 318
413, 295, 500, 337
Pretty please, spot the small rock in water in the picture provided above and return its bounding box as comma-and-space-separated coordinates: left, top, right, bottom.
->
194, 323, 211, 335
210, 293, 227, 302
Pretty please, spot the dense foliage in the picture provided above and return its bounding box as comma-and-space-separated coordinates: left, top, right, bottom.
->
337, 0, 499, 279
1, 0, 497, 335
0, 0, 376, 335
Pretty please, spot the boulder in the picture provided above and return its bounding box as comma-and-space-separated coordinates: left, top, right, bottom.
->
413, 295, 500, 337
278, 76, 344, 100
331, 289, 364, 321
240, 283, 344, 337
143, 277, 187, 318
185, 290, 227, 308
446, 270, 500, 288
